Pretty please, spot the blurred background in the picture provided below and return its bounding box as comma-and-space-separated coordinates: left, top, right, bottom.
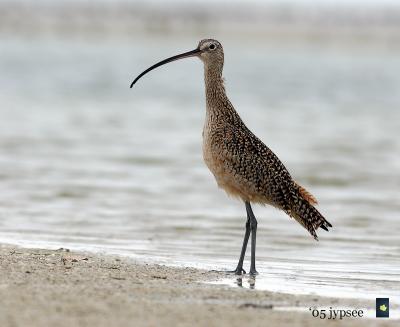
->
0, 0, 399, 298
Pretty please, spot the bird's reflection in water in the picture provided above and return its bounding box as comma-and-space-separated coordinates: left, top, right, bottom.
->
235, 276, 256, 289
248, 276, 256, 289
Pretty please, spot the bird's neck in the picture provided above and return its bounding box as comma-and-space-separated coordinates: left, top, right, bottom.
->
203, 65, 238, 123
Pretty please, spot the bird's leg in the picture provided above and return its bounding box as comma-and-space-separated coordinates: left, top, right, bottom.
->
231, 215, 250, 275
215, 213, 249, 275
246, 201, 259, 276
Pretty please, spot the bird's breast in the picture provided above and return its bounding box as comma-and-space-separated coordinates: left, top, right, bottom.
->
202, 120, 247, 201
202, 120, 215, 171
202, 117, 273, 203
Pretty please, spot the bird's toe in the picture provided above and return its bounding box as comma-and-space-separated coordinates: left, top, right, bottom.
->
212, 267, 246, 275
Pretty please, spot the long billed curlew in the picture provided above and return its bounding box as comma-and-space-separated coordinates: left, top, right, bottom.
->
130, 39, 332, 276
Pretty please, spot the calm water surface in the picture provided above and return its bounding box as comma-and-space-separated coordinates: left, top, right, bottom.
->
0, 36, 399, 302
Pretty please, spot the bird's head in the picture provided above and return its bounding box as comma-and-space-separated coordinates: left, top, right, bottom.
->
197, 39, 224, 68
130, 38, 224, 88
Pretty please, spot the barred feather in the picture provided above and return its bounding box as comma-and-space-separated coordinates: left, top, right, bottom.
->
290, 195, 332, 240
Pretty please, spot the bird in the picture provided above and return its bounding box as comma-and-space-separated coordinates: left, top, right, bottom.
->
130, 39, 332, 276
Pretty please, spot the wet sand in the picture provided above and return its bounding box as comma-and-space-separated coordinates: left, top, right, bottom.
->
0, 244, 395, 327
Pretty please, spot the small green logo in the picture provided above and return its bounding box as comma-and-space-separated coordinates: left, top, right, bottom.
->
376, 298, 389, 318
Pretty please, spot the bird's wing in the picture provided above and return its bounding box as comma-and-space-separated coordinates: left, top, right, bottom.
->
209, 124, 294, 210
209, 125, 331, 239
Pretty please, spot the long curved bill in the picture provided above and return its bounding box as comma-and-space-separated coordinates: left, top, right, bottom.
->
130, 48, 201, 88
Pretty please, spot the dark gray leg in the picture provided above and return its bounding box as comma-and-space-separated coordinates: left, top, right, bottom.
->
232, 215, 250, 275
245, 201, 258, 276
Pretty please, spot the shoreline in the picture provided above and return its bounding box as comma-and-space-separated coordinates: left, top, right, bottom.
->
0, 244, 395, 327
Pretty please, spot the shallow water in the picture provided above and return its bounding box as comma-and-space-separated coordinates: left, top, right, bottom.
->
0, 36, 399, 303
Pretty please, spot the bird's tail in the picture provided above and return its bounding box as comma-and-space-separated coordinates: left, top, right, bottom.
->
290, 196, 332, 241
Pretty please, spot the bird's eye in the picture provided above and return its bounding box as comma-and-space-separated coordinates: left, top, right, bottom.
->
209, 44, 216, 50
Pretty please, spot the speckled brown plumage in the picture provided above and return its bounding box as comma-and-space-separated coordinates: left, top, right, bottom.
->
199, 39, 331, 240
130, 38, 332, 275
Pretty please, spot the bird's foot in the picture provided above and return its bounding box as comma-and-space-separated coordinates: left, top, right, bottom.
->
211, 267, 246, 275
229, 267, 247, 275
249, 269, 259, 276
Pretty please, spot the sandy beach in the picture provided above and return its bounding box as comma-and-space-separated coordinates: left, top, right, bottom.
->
0, 244, 396, 327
